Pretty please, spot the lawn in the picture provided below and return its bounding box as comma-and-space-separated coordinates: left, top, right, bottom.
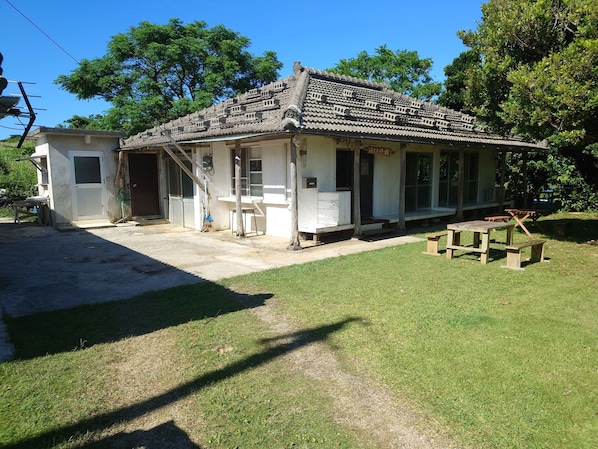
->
1, 212, 597, 448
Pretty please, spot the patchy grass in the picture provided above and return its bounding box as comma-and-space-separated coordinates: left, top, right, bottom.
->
1, 212, 597, 448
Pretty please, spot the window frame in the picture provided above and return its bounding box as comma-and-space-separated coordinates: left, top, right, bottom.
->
231, 147, 263, 197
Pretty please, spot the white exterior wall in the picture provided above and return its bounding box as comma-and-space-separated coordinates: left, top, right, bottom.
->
195, 135, 500, 238
297, 136, 336, 229
33, 133, 120, 226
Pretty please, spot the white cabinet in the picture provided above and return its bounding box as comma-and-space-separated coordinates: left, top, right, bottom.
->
317, 191, 351, 225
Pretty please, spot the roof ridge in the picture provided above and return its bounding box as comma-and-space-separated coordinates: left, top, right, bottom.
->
281, 68, 309, 131
302, 66, 387, 91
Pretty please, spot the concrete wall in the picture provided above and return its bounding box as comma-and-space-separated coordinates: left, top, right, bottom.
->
32, 130, 122, 227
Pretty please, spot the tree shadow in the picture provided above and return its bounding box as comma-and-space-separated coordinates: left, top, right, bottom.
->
538, 216, 598, 243
0, 221, 280, 360
83, 421, 201, 449
5, 282, 272, 360
3, 317, 362, 449
0, 223, 214, 319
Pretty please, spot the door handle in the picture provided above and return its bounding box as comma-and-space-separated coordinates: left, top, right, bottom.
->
133, 184, 137, 187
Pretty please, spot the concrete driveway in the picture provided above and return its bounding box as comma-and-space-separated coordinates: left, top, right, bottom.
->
0, 220, 422, 361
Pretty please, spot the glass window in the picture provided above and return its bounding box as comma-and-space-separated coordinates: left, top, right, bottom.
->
439, 151, 479, 205
168, 159, 181, 197
182, 161, 194, 199
231, 147, 263, 197
74, 156, 101, 184
438, 151, 460, 206
336, 149, 353, 190
168, 159, 194, 198
405, 153, 432, 211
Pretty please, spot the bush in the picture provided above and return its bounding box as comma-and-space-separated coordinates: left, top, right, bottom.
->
0, 136, 37, 200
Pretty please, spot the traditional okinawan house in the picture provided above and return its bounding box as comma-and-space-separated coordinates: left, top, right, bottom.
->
114, 63, 544, 243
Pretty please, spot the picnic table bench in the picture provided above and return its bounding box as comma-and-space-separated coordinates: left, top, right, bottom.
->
484, 215, 511, 222
425, 231, 449, 256
503, 239, 546, 270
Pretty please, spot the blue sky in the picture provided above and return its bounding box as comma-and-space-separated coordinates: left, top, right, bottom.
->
1, 0, 484, 140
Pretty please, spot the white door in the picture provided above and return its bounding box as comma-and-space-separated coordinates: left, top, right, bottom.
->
70, 151, 105, 220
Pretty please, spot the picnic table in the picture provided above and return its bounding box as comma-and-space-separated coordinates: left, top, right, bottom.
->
446, 220, 514, 264
504, 208, 550, 237
13, 197, 50, 225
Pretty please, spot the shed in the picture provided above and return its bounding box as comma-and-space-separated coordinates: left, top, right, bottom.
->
28, 127, 126, 228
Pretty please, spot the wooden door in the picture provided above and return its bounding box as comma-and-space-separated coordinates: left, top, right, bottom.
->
128, 153, 160, 217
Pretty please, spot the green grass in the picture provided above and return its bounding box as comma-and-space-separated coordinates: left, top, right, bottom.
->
1, 212, 597, 448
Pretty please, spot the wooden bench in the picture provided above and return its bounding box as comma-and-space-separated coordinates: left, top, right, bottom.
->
425, 231, 461, 256
503, 239, 546, 270
484, 215, 511, 222
425, 231, 447, 256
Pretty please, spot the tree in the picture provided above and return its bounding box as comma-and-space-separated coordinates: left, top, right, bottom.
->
459, 0, 598, 207
0, 137, 37, 200
437, 50, 480, 113
326, 45, 442, 101
57, 114, 105, 130
56, 19, 282, 135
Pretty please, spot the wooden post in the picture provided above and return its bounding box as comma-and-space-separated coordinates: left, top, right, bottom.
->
288, 137, 302, 250
456, 150, 465, 221
234, 140, 244, 237
352, 142, 361, 237
522, 151, 529, 208
398, 145, 406, 231
498, 151, 506, 210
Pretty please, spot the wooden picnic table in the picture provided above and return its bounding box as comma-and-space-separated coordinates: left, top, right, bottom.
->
504, 208, 550, 237
13, 197, 50, 225
446, 220, 514, 264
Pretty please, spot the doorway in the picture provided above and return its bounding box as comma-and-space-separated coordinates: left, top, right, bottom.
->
360, 151, 374, 218
335, 149, 374, 219
128, 153, 161, 217
70, 151, 105, 221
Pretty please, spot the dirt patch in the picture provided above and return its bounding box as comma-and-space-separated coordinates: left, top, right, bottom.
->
252, 301, 460, 449
81, 300, 459, 448
97, 332, 200, 448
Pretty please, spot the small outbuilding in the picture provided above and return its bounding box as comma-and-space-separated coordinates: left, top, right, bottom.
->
28, 127, 126, 228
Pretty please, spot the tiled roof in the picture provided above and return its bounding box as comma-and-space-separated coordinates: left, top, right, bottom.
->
120, 63, 545, 151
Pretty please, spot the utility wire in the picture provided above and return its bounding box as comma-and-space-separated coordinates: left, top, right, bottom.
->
5, 0, 79, 64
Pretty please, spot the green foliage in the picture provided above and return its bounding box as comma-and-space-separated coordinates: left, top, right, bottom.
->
437, 49, 480, 112
459, 0, 598, 204
55, 19, 282, 135
0, 136, 37, 200
56, 114, 106, 130
327, 45, 442, 101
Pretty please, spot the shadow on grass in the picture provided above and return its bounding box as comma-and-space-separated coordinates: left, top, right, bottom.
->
83, 421, 201, 449
6, 282, 272, 360
537, 216, 598, 243
4, 317, 361, 449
